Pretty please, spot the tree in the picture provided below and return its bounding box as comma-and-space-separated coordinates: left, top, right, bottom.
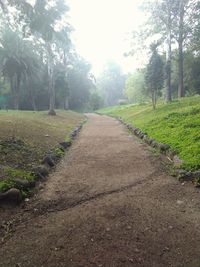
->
149, 0, 179, 102
67, 57, 94, 111
28, 0, 70, 115
0, 27, 27, 109
145, 44, 164, 109
98, 61, 125, 106
125, 70, 147, 104
173, 0, 197, 98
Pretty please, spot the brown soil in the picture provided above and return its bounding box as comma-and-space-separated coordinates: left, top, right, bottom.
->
1, 113, 200, 267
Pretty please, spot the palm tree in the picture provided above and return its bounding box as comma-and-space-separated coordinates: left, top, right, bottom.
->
0, 27, 27, 109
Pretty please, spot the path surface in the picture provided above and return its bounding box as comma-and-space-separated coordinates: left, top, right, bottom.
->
1, 114, 200, 267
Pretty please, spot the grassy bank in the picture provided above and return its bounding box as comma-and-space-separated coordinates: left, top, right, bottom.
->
99, 96, 200, 171
0, 110, 85, 193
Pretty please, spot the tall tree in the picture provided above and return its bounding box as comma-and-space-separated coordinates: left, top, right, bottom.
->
150, 0, 179, 102
145, 44, 164, 109
125, 70, 146, 104
174, 0, 196, 98
0, 27, 27, 109
29, 0, 70, 115
98, 61, 125, 106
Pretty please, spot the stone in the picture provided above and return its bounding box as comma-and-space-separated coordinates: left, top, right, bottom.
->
133, 128, 139, 135
173, 155, 184, 168
59, 141, 71, 149
70, 131, 76, 138
192, 171, 200, 179
33, 165, 49, 178
14, 179, 35, 190
139, 132, 144, 139
151, 141, 158, 148
148, 139, 154, 145
142, 135, 148, 141
42, 155, 55, 167
0, 188, 22, 203
158, 143, 170, 153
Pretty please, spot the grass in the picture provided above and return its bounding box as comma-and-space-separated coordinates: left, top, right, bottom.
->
99, 96, 200, 171
0, 110, 85, 193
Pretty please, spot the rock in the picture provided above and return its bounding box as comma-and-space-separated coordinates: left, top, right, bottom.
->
151, 140, 158, 148
70, 131, 77, 138
176, 169, 188, 180
142, 135, 148, 142
33, 165, 49, 178
166, 149, 176, 159
42, 155, 55, 167
149, 139, 155, 145
14, 179, 36, 190
158, 143, 170, 153
59, 141, 71, 149
146, 137, 153, 145
192, 171, 200, 179
173, 155, 184, 168
0, 188, 22, 204
50, 154, 60, 162
139, 132, 144, 139
127, 124, 132, 130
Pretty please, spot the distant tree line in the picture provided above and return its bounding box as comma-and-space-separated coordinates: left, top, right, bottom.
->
0, 0, 101, 113
125, 0, 200, 109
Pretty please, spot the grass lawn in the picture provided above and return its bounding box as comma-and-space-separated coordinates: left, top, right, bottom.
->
0, 110, 85, 193
99, 96, 200, 171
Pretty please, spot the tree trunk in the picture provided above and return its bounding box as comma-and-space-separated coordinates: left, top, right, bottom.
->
165, 0, 174, 103
29, 83, 37, 111
166, 15, 172, 103
10, 76, 19, 110
47, 42, 56, 116
152, 90, 156, 110
64, 97, 69, 110
178, 1, 185, 98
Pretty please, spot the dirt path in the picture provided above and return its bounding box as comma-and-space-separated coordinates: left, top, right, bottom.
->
1, 113, 200, 267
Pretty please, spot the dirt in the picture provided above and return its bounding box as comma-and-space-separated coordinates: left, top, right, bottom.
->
1, 113, 200, 267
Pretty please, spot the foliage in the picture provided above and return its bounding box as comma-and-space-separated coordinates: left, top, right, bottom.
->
5, 168, 36, 182
99, 96, 200, 171
68, 57, 94, 111
0, 1, 96, 113
0, 179, 16, 193
125, 70, 147, 104
128, 0, 199, 103
145, 44, 164, 109
89, 91, 104, 111
97, 61, 126, 107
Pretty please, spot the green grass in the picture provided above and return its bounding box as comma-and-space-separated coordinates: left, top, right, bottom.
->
0, 110, 85, 193
99, 96, 200, 171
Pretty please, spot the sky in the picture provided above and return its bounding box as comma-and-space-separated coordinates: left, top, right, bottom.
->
66, 0, 146, 76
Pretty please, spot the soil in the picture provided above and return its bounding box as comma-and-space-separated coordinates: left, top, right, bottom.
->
1, 113, 200, 267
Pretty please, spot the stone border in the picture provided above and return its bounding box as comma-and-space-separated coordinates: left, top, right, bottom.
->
117, 117, 200, 185
0, 122, 86, 204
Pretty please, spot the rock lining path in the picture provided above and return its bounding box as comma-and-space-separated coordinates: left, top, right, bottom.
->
1, 114, 200, 267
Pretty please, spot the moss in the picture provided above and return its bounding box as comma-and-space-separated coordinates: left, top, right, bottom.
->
99, 96, 200, 171
5, 167, 36, 182
0, 179, 16, 193
53, 147, 65, 158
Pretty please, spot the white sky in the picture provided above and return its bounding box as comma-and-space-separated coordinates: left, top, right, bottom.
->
67, 0, 146, 76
